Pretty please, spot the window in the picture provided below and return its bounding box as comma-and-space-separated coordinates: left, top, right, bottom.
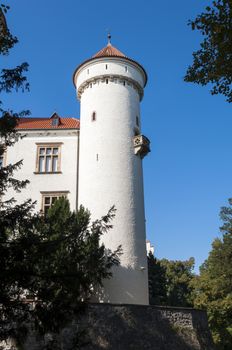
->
41, 192, 68, 215
51, 118, 59, 126
0, 155, 4, 169
36, 144, 61, 173
125, 66, 128, 72
136, 116, 139, 127
106, 78, 108, 84
92, 111, 96, 122
105, 64, 108, 70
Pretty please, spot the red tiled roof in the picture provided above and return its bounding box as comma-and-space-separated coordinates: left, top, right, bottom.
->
93, 43, 126, 58
16, 116, 80, 130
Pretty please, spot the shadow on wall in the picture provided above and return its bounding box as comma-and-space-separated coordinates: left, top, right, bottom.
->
92, 264, 148, 305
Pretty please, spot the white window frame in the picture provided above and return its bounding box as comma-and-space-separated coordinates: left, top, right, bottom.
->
35, 143, 62, 173
41, 191, 69, 214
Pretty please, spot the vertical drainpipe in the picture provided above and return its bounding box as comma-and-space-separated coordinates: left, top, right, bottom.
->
75, 128, 80, 212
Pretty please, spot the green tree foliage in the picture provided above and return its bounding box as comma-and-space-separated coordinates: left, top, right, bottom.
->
192, 198, 232, 349
0, 4, 34, 344
147, 252, 167, 305
148, 253, 195, 307
0, 4, 30, 204
160, 258, 195, 307
184, 0, 232, 102
1, 197, 120, 348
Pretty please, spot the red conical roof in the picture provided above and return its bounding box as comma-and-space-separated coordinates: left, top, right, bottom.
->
93, 43, 126, 58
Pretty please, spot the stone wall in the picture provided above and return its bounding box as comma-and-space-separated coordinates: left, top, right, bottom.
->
2, 304, 215, 350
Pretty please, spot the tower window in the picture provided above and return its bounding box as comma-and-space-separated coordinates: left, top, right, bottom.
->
92, 111, 96, 121
136, 116, 139, 127
106, 79, 108, 84
105, 64, 108, 70
87, 69, 89, 74
123, 81, 126, 86
125, 66, 128, 72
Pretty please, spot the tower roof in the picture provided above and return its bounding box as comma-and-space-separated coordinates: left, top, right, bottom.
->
73, 38, 147, 87
93, 43, 127, 59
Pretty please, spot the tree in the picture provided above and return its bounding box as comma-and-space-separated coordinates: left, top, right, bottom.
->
184, 0, 232, 102
160, 258, 195, 307
0, 4, 34, 345
0, 4, 30, 207
192, 198, 232, 349
148, 252, 195, 307
0, 198, 120, 349
147, 252, 167, 305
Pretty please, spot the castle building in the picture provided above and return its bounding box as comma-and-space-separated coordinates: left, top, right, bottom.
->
4, 39, 151, 305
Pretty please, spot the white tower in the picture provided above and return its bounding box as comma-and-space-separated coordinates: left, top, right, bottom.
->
73, 37, 150, 305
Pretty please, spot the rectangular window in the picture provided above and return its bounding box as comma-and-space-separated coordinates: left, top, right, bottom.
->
0, 155, 4, 169
36, 144, 62, 173
41, 191, 68, 215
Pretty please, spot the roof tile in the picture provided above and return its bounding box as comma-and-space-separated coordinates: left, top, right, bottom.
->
16, 117, 79, 130
93, 43, 126, 58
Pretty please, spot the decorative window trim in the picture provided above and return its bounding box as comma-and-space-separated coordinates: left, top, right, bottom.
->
35, 143, 62, 174
40, 191, 69, 214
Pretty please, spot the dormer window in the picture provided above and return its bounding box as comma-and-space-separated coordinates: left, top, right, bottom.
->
52, 118, 59, 126
50, 112, 60, 127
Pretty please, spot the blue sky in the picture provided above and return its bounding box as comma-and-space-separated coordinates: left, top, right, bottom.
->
3, 0, 232, 271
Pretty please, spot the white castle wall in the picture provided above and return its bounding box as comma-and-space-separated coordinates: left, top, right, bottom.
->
5, 130, 79, 212
74, 57, 149, 305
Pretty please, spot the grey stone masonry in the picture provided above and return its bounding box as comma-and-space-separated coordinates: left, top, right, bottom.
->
1, 304, 215, 350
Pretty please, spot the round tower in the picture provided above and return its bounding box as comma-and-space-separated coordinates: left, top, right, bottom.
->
73, 38, 150, 305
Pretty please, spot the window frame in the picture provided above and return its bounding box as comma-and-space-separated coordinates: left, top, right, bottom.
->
41, 191, 69, 214
35, 143, 62, 174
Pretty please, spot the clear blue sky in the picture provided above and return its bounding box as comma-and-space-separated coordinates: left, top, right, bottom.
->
3, 0, 232, 271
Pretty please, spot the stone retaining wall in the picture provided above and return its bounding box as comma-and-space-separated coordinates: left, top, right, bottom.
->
2, 304, 215, 350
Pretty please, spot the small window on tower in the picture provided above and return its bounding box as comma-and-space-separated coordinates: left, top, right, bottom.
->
123, 81, 126, 86
92, 112, 96, 122
105, 64, 108, 70
125, 66, 128, 72
87, 69, 89, 74
106, 79, 108, 84
136, 116, 139, 127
